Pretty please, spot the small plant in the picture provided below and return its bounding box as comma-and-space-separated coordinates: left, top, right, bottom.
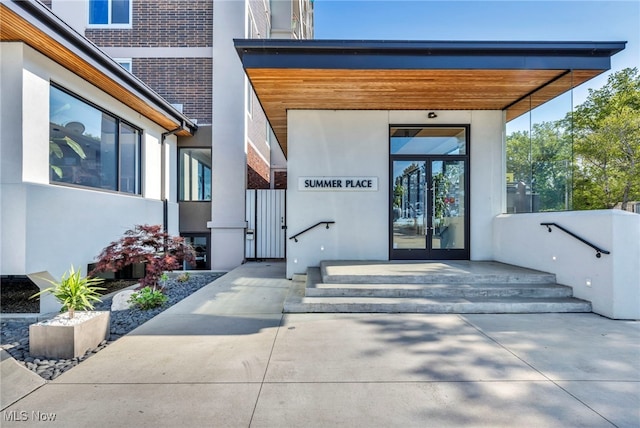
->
176, 272, 190, 283
91, 224, 196, 287
159, 272, 169, 290
128, 286, 168, 310
31, 265, 105, 319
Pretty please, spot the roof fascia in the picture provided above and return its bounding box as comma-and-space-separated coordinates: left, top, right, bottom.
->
239, 53, 614, 71
234, 39, 626, 71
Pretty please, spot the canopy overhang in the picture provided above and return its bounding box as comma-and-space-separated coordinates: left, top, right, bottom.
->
234, 39, 625, 156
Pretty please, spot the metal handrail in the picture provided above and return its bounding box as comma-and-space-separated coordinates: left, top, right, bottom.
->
289, 221, 335, 242
541, 222, 610, 258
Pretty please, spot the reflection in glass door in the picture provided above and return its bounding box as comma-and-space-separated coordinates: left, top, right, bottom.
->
181, 234, 210, 270
391, 159, 468, 259
392, 160, 427, 253
430, 160, 466, 257
390, 125, 470, 260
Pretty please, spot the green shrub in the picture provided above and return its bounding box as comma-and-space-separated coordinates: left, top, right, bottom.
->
128, 287, 167, 310
176, 272, 190, 283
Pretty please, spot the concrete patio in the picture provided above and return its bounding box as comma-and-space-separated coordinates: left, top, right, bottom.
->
2, 262, 639, 427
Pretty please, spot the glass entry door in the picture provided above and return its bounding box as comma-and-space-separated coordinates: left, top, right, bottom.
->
429, 159, 468, 258
391, 158, 468, 259
390, 125, 469, 260
391, 160, 428, 255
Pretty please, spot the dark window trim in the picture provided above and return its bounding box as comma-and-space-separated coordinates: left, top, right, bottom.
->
51, 83, 141, 132
390, 124, 470, 155
180, 233, 211, 270
177, 147, 212, 202
50, 82, 142, 195
388, 124, 471, 260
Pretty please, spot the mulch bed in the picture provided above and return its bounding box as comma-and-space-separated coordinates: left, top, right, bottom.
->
1, 278, 138, 313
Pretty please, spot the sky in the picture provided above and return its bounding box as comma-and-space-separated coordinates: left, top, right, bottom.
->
313, 0, 640, 108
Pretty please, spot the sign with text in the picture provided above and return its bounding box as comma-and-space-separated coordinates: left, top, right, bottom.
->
298, 176, 378, 191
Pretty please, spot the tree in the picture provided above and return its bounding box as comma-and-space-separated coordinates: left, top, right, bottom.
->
91, 224, 196, 287
506, 129, 532, 185
507, 121, 572, 212
530, 121, 573, 211
572, 67, 640, 210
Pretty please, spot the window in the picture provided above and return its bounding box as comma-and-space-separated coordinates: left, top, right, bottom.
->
89, 0, 131, 26
266, 121, 272, 147
505, 75, 573, 213
114, 58, 132, 72
49, 85, 141, 194
179, 148, 211, 201
246, 79, 253, 117
390, 127, 467, 155
182, 235, 209, 270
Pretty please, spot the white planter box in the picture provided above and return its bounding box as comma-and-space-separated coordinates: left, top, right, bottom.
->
29, 311, 110, 359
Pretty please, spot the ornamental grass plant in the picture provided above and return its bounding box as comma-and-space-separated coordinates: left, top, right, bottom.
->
31, 265, 105, 319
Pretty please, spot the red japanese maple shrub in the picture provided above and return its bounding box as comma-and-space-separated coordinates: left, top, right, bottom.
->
91, 224, 196, 287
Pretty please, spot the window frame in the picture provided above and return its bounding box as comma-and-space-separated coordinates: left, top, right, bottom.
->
114, 58, 132, 72
49, 83, 142, 195
87, 0, 133, 28
246, 78, 253, 118
178, 147, 212, 202
390, 125, 468, 156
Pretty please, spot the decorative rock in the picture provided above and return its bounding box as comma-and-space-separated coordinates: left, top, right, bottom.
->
111, 290, 137, 311
1, 272, 223, 380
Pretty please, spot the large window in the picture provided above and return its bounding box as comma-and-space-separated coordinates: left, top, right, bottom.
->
391, 127, 467, 155
506, 74, 573, 213
89, 0, 131, 26
49, 85, 141, 194
179, 148, 211, 201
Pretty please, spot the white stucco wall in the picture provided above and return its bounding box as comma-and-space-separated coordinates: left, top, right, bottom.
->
287, 110, 389, 277
286, 110, 504, 278
51, 0, 89, 33
1, 43, 178, 313
0, 44, 23, 181
210, 0, 247, 270
494, 210, 640, 319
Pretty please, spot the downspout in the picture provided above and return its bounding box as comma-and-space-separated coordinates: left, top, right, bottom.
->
161, 126, 183, 232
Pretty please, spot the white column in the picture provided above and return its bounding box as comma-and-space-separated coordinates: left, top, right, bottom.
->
211, 0, 247, 269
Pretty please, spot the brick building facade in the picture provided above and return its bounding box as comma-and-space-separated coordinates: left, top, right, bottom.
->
46, 0, 313, 268
83, 0, 213, 125
133, 58, 212, 124
85, 0, 212, 48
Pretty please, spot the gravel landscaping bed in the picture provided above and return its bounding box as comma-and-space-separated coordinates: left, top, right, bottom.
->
1, 272, 224, 381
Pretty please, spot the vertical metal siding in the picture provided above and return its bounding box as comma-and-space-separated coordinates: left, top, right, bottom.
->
245, 189, 285, 259
245, 189, 256, 258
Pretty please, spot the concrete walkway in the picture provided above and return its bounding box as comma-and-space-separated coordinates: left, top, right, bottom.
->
2, 262, 639, 427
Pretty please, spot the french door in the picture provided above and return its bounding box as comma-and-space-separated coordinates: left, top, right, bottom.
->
389, 126, 469, 260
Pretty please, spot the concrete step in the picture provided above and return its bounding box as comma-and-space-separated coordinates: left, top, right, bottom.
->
292, 273, 307, 282
320, 260, 557, 285
306, 268, 572, 298
284, 282, 592, 314
285, 261, 593, 315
